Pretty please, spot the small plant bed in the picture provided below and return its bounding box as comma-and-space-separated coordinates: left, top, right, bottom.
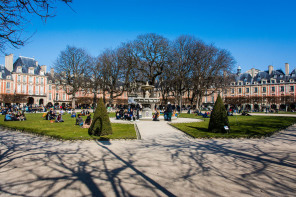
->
171, 116, 296, 138
0, 113, 136, 140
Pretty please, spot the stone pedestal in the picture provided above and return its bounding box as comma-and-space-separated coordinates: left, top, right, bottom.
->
142, 107, 152, 119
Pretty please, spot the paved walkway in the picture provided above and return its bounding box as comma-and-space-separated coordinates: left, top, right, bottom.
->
0, 118, 296, 196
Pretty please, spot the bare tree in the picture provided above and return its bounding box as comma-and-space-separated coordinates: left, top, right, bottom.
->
133, 33, 170, 87
54, 45, 90, 108
189, 41, 235, 110
0, 0, 72, 52
100, 47, 131, 105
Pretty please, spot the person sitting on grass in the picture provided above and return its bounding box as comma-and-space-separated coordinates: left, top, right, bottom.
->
55, 114, 64, 122
85, 110, 90, 115
76, 114, 84, 127
4, 112, 14, 121
71, 110, 76, 118
115, 109, 121, 120
16, 111, 26, 121
82, 114, 92, 128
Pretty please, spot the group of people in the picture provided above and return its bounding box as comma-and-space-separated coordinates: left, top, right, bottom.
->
115, 108, 139, 121
44, 108, 64, 122
4, 111, 26, 121
76, 114, 92, 128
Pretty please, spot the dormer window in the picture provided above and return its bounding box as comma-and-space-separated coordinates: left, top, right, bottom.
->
292, 74, 295, 77
246, 82, 249, 85
238, 82, 242, 85
40, 71, 44, 75
271, 79, 275, 83
280, 80, 284, 83
290, 79, 294, 82
17, 67, 22, 73
262, 80, 266, 84
280, 75, 284, 78
29, 68, 34, 74
7, 76, 11, 79
274, 75, 277, 78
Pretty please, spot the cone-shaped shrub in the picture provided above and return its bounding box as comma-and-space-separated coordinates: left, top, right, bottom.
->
88, 98, 112, 136
208, 95, 229, 133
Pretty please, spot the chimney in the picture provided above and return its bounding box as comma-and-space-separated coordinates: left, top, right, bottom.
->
50, 68, 54, 78
35, 61, 38, 67
251, 68, 255, 78
5, 54, 13, 72
237, 66, 241, 75
268, 65, 273, 75
41, 65, 47, 72
285, 63, 289, 75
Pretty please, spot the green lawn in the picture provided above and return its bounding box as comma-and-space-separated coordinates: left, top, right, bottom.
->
251, 111, 296, 115
0, 113, 136, 140
171, 115, 296, 138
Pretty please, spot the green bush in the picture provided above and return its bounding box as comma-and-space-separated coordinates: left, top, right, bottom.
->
208, 95, 229, 133
88, 98, 113, 136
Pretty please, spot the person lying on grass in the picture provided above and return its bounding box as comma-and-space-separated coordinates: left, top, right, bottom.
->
76, 114, 84, 127
82, 114, 92, 129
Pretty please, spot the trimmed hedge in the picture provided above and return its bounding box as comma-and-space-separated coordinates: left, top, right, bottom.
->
208, 95, 229, 133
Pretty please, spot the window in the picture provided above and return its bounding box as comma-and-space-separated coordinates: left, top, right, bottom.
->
254, 87, 258, 93
63, 93, 66, 100
23, 76, 26, 82
49, 93, 52, 100
17, 75, 21, 82
281, 86, 284, 92
22, 84, 26, 93
29, 76, 33, 83
17, 67, 22, 73
29, 85, 33, 94
262, 87, 266, 93
231, 89, 234, 94
49, 85, 52, 90
40, 86, 44, 95
271, 80, 275, 83
224, 89, 227, 94
17, 84, 21, 93
29, 68, 34, 74
246, 88, 249, 93
292, 74, 295, 77
238, 88, 242, 94
36, 77, 39, 84
36, 86, 39, 95
6, 82, 10, 89
274, 75, 277, 78
238, 82, 242, 86
41, 77, 44, 84
262, 81, 266, 84
272, 87, 275, 92
290, 86, 294, 92
280, 75, 283, 78
56, 93, 59, 100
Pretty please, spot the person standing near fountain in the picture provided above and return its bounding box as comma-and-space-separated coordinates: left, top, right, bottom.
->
167, 102, 173, 121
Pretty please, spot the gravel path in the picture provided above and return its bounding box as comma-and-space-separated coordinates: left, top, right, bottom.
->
0, 118, 295, 197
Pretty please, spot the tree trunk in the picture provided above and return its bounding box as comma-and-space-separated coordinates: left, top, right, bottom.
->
72, 96, 76, 109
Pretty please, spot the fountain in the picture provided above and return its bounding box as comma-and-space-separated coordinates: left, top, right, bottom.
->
134, 82, 160, 120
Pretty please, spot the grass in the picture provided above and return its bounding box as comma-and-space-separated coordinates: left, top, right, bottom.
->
251, 111, 296, 114
171, 115, 296, 138
0, 113, 136, 140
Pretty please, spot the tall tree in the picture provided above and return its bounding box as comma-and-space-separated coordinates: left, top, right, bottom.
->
0, 0, 72, 52
190, 41, 235, 110
100, 47, 131, 105
54, 45, 90, 108
133, 33, 170, 87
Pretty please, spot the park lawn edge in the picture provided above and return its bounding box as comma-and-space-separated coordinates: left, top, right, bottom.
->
169, 117, 296, 139
0, 123, 138, 141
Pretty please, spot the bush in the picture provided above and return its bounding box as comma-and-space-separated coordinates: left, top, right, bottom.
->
208, 95, 229, 133
88, 98, 113, 136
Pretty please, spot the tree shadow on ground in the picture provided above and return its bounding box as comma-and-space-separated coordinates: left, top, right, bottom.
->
0, 125, 296, 196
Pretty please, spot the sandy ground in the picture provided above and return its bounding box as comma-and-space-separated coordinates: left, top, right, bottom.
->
0, 118, 296, 197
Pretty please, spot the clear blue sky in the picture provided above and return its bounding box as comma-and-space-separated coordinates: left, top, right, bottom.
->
0, 0, 296, 73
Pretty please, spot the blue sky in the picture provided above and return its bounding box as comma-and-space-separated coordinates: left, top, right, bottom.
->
0, 0, 296, 73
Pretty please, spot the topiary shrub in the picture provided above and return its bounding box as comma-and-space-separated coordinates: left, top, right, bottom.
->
208, 95, 229, 133
287, 105, 291, 112
88, 98, 112, 136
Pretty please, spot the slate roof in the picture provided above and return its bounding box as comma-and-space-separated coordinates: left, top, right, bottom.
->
0, 64, 12, 79
13, 56, 41, 75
